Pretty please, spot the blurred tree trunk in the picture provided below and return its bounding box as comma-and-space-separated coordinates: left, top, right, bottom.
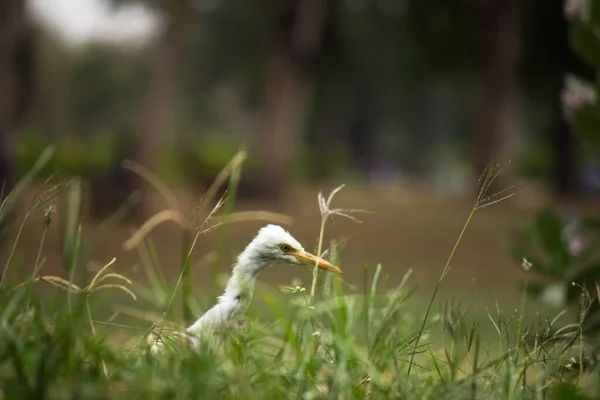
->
473, 0, 524, 189
348, 81, 375, 174
255, 0, 329, 198
133, 2, 190, 216
0, 0, 33, 192
136, 28, 179, 207
258, 55, 304, 197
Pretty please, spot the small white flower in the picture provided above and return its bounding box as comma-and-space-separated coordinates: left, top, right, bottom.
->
561, 77, 596, 118
285, 286, 307, 294
565, 357, 577, 369
521, 258, 533, 272
564, 0, 588, 21
44, 205, 55, 226
568, 236, 585, 255
312, 331, 321, 338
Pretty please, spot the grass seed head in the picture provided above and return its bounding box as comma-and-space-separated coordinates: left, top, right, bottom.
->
44, 205, 55, 227
318, 184, 372, 223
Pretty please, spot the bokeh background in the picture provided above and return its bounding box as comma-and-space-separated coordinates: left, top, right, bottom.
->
1, 0, 599, 310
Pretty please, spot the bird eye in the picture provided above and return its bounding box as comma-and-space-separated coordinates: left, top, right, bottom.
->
280, 244, 291, 252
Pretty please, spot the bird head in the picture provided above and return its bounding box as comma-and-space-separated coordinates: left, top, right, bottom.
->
239, 225, 343, 275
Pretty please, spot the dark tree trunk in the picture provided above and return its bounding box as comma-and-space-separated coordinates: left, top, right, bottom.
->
0, 0, 33, 193
132, 22, 182, 217
254, 0, 329, 198
347, 81, 374, 174
257, 53, 305, 197
473, 0, 525, 187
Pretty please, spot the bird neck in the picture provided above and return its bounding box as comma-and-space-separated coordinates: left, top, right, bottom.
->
185, 249, 266, 338
226, 246, 270, 300
227, 264, 257, 299
234, 242, 270, 278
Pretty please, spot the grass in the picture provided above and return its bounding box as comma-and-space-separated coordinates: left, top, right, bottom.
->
0, 152, 598, 399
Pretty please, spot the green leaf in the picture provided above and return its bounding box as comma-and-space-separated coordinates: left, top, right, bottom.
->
0, 147, 54, 225
570, 22, 600, 66
572, 234, 600, 267
533, 210, 563, 249
553, 384, 593, 400
582, 216, 600, 231
571, 106, 600, 151
571, 262, 600, 289
508, 225, 560, 278
530, 210, 571, 273
591, 0, 600, 26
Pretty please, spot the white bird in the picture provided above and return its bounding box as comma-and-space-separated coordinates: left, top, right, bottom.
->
152, 224, 342, 351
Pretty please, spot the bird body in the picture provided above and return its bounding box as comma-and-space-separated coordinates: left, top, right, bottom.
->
152, 225, 342, 351
185, 264, 255, 338
186, 224, 341, 337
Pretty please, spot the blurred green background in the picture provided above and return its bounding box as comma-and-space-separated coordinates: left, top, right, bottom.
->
1, 0, 600, 303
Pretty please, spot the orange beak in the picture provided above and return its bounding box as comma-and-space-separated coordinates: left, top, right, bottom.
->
290, 250, 343, 275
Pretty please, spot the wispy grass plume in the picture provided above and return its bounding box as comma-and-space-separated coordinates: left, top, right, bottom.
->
406, 162, 518, 377
309, 184, 371, 304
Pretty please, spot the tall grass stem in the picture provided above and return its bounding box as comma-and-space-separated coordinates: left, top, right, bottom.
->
407, 209, 475, 377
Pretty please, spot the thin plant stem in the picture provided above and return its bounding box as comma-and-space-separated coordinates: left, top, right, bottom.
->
471, 336, 480, 400
122, 159, 179, 210
87, 300, 110, 381
579, 321, 584, 382
1, 212, 30, 287
302, 214, 327, 361
516, 279, 527, 364
406, 162, 516, 377
34, 225, 48, 274
67, 224, 82, 313
407, 209, 475, 377
508, 279, 529, 394
579, 292, 585, 384
26, 223, 49, 309
212, 155, 242, 299
309, 217, 327, 305
181, 229, 192, 323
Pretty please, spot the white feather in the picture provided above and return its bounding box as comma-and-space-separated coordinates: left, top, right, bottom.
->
148, 225, 306, 355
186, 225, 303, 337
